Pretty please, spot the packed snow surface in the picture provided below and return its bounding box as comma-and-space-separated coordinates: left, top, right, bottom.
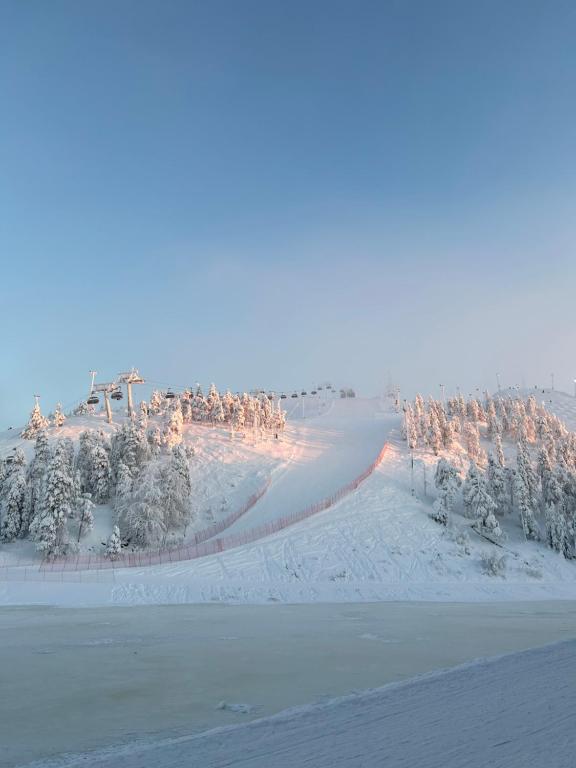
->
3, 601, 576, 766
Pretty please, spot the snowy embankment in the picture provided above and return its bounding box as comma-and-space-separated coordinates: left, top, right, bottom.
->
18, 639, 576, 768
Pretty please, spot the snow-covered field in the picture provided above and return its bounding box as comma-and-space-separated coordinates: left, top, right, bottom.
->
3, 601, 576, 767
37, 639, 575, 768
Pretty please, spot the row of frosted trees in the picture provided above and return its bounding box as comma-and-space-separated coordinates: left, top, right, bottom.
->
19, 384, 287, 441
147, 384, 287, 435
404, 393, 576, 558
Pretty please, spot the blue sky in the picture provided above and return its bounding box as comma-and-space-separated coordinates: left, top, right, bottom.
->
1, 0, 576, 426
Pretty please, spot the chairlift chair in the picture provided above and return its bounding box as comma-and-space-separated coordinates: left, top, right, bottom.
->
165, 390, 176, 400
87, 395, 99, 405
111, 390, 123, 401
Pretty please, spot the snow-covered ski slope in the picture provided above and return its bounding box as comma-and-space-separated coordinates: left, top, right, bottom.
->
217, 396, 394, 535
21, 639, 576, 768
4, 390, 576, 606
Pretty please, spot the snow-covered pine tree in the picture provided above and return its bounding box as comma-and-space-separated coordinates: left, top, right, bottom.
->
462, 461, 481, 518
463, 421, 482, 463
22, 430, 50, 536
486, 454, 507, 515
147, 425, 162, 456
494, 434, 505, 468
73, 400, 91, 416
52, 403, 66, 428
91, 443, 111, 503
514, 471, 540, 541
432, 458, 461, 525
148, 390, 163, 415
114, 461, 133, 529
543, 470, 569, 555
427, 413, 442, 456
231, 399, 245, 432
124, 462, 166, 548
138, 401, 149, 431
462, 461, 501, 537
211, 397, 225, 426
106, 525, 122, 560
467, 399, 480, 423
404, 405, 418, 450
75, 493, 94, 541
31, 440, 76, 557
163, 445, 192, 531
516, 441, 537, 509
21, 401, 49, 439
0, 450, 27, 541
162, 403, 184, 449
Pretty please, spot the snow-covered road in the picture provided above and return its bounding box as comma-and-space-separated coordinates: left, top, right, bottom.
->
219, 397, 396, 535
3, 601, 576, 767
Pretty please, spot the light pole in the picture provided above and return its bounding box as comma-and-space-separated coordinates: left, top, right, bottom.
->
551, 373, 555, 391
496, 373, 501, 392
439, 383, 445, 406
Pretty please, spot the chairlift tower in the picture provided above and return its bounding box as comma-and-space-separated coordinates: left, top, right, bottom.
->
92, 382, 118, 424
117, 368, 145, 418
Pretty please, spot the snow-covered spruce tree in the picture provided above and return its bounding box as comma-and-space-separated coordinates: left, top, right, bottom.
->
106, 525, 122, 559
52, 403, 66, 428
77, 430, 111, 502
514, 471, 540, 541
404, 405, 418, 450
516, 441, 538, 509
31, 440, 76, 557
273, 402, 286, 434
74, 493, 94, 541
462, 461, 481, 519
211, 397, 225, 426
114, 461, 133, 530
163, 445, 193, 531
22, 430, 50, 536
427, 413, 442, 456
138, 401, 149, 432
494, 434, 505, 469
162, 402, 184, 449
231, 399, 245, 432
110, 422, 149, 480
180, 396, 192, 424
148, 390, 163, 415
463, 421, 482, 463
91, 443, 111, 503
123, 461, 166, 548
543, 471, 569, 555
462, 461, 502, 537
537, 447, 553, 504
432, 458, 461, 525
0, 449, 27, 541
222, 391, 234, 422
147, 425, 162, 456
21, 401, 49, 440
486, 454, 507, 515
73, 400, 91, 416
467, 398, 480, 423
